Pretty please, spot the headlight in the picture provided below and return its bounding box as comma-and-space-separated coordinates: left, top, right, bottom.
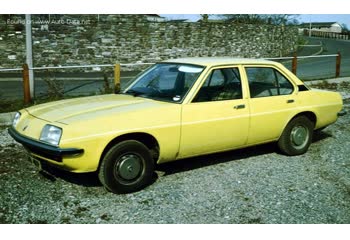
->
40, 125, 62, 145
12, 112, 21, 127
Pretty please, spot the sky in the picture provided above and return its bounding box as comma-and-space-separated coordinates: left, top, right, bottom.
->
160, 14, 350, 28
2, 1, 350, 27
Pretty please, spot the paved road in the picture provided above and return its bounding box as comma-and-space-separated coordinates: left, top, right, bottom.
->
288, 37, 350, 80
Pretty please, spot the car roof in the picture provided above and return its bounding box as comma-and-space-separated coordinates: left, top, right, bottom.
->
161, 57, 276, 67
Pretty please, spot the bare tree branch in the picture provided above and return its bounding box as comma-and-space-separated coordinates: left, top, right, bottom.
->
216, 14, 299, 25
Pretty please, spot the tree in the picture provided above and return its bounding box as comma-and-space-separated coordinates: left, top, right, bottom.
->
217, 14, 299, 25
266, 14, 299, 25
340, 23, 349, 33
218, 14, 266, 24
200, 14, 211, 22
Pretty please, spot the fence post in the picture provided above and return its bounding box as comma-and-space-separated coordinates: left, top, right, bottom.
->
292, 53, 298, 75
114, 63, 121, 93
22, 63, 31, 104
336, 52, 341, 78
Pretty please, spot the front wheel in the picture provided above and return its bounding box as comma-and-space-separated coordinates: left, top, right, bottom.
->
98, 140, 154, 194
278, 116, 314, 156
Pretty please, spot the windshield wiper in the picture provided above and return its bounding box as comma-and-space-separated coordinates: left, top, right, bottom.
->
124, 89, 144, 97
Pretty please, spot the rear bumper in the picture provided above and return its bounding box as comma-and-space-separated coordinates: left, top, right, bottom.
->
8, 127, 84, 162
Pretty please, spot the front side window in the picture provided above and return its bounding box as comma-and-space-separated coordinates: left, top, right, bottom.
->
193, 67, 242, 102
246, 67, 294, 98
124, 63, 204, 103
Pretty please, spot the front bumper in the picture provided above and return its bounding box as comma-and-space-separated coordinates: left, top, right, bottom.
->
8, 127, 84, 162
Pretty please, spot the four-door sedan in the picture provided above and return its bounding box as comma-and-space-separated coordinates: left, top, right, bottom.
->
9, 57, 345, 193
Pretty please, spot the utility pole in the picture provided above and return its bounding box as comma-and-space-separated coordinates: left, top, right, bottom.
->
25, 14, 34, 99
309, 20, 312, 37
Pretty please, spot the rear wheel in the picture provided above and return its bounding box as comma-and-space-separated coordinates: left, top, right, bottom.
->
278, 116, 314, 156
98, 140, 154, 194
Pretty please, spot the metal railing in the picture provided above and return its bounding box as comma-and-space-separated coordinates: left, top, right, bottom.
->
266, 54, 339, 60
0, 67, 23, 72
29, 63, 154, 70
265, 52, 341, 79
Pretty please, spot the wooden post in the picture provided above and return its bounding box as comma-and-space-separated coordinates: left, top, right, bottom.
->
336, 52, 341, 78
114, 63, 121, 93
292, 53, 297, 75
22, 63, 31, 104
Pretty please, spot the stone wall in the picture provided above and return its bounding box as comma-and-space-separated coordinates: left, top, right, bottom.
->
0, 15, 298, 71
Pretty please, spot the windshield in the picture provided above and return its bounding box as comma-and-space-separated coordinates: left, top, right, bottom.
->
124, 63, 205, 103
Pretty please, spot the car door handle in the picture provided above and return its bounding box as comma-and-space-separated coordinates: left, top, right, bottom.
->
287, 99, 295, 103
234, 104, 245, 109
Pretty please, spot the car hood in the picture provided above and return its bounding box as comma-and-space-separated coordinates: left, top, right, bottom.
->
25, 94, 165, 124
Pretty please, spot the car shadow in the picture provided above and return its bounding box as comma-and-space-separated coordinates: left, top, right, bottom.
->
313, 130, 333, 143
39, 165, 102, 187
157, 142, 277, 176
37, 130, 333, 187
39, 161, 158, 188
157, 130, 333, 176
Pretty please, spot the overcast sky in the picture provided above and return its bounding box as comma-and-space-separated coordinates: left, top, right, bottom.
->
160, 14, 350, 28
3, 1, 349, 28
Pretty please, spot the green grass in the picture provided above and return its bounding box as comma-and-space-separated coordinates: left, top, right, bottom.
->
0, 93, 100, 113
0, 98, 59, 113
308, 80, 350, 91
308, 81, 338, 90
0, 99, 27, 113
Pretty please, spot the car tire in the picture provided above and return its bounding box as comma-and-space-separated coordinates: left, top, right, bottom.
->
98, 140, 154, 194
278, 116, 314, 156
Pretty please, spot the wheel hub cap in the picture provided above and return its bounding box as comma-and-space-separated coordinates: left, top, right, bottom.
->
291, 126, 308, 146
117, 154, 142, 180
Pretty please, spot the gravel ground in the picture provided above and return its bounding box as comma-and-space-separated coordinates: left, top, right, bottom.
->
0, 101, 349, 224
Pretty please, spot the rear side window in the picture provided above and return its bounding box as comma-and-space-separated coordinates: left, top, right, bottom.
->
246, 67, 294, 98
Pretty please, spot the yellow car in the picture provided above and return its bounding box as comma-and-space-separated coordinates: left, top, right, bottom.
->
9, 58, 345, 193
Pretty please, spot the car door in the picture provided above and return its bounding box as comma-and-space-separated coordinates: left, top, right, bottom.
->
244, 66, 297, 145
178, 66, 250, 159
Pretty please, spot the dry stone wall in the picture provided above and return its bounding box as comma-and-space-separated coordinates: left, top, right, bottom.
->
0, 15, 298, 71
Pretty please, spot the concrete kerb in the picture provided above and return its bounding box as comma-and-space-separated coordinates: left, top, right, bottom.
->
280, 41, 324, 65
312, 45, 324, 57
1, 76, 349, 126
301, 40, 324, 57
